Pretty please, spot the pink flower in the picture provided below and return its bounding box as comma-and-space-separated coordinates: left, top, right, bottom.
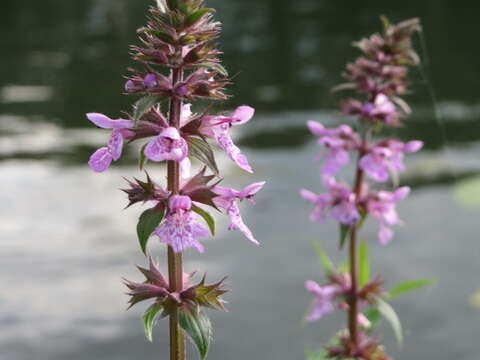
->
307, 121, 360, 177
154, 195, 210, 253
360, 139, 423, 182
213, 182, 265, 244
300, 178, 359, 225
364, 186, 410, 244
201, 106, 255, 173
144, 127, 188, 162
362, 94, 399, 125
305, 280, 338, 321
86, 113, 134, 172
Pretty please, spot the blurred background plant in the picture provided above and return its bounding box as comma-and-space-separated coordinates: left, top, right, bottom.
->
1, 1, 480, 359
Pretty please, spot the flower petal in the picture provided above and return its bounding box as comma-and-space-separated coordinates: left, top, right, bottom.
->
108, 129, 124, 160
87, 113, 115, 128
88, 147, 113, 172
231, 106, 255, 125
216, 130, 253, 173
227, 203, 259, 245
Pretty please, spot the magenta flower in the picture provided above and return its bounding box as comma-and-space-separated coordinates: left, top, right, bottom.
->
360, 139, 423, 182
307, 121, 360, 177
300, 177, 360, 225
87, 113, 134, 172
364, 186, 410, 244
144, 127, 188, 162
201, 106, 255, 173
305, 280, 338, 321
213, 182, 265, 244
154, 195, 210, 253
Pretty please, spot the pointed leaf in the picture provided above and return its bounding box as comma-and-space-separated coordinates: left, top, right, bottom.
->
389, 280, 434, 299
133, 95, 158, 124
311, 241, 333, 276
137, 206, 165, 254
179, 308, 212, 360
374, 296, 403, 346
339, 224, 351, 249
185, 9, 215, 27
192, 205, 215, 236
143, 304, 163, 342
188, 137, 219, 174
358, 240, 370, 287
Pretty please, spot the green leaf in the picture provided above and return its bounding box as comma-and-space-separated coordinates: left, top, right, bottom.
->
192, 205, 215, 236
389, 279, 434, 299
364, 308, 381, 328
188, 137, 219, 174
185, 9, 215, 27
374, 296, 403, 346
139, 143, 148, 170
358, 240, 370, 287
137, 206, 165, 254
339, 224, 351, 249
179, 308, 212, 360
305, 349, 329, 360
133, 95, 158, 124
143, 304, 163, 342
311, 241, 333, 276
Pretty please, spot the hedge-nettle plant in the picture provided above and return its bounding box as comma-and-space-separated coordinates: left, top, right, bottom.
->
86, 1, 264, 359
301, 18, 431, 360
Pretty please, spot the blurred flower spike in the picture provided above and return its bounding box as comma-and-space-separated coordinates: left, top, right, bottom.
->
300, 17, 431, 359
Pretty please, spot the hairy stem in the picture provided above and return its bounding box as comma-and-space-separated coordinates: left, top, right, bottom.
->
348, 141, 367, 349
167, 67, 185, 360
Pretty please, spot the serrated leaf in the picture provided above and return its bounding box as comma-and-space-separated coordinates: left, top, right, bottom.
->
192, 205, 215, 236
137, 206, 165, 254
188, 137, 219, 174
143, 304, 163, 342
185, 9, 215, 27
388, 280, 434, 299
133, 95, 158, 124
197, 62, 228, 77
179, 308, 212, 360
358, 240, 370, 287
374, 296, 403, 346
139, 143, 148, 170
311, 241, 333, 276
339, 224, 351, 249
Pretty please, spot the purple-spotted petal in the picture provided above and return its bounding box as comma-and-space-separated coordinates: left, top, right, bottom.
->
154, 211, 208, 253
108, 129, 124, 160
144, 128, 188, 162
88, 147, 113, 172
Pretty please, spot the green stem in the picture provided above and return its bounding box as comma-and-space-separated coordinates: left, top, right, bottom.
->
167, 67, 185, 360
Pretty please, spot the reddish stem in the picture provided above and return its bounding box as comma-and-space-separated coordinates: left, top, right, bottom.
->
348, 138, 367, 350
167, 67, 185, 360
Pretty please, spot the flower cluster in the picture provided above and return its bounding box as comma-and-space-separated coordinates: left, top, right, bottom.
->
301, 17, 422, 245
85, 1, 264, 356
301, 17, 422, 359
305, 272, 382, 327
